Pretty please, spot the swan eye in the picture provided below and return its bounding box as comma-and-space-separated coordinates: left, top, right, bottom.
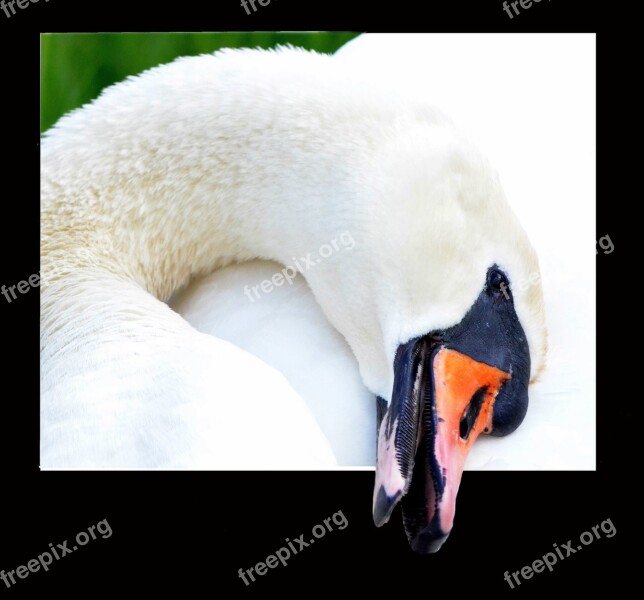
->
487, 267, 510, 296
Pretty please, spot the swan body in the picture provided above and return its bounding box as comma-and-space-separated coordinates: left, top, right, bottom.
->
172, 260, 376, 466
41, 45, 547, 550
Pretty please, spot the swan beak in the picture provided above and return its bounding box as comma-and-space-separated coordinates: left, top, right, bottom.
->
373, 341, 511, 553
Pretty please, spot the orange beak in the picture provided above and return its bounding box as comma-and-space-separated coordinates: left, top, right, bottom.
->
374, 265, 533, 552
373, 344, 511, 553
405, 348, 511, 550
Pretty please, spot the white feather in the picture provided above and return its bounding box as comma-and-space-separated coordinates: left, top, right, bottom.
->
41, 41, 553, 468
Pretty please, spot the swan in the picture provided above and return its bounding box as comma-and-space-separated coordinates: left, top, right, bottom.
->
171, 34, 595, 473
41, 46, 547, 552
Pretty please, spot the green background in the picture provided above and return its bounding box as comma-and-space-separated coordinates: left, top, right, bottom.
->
41, 32, 359, 133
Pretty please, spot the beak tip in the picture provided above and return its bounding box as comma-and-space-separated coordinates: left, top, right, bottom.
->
409, 531, 450, 554
373, 485, 401, 527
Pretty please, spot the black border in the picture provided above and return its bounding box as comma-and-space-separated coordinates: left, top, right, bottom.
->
1, 0, 625, 594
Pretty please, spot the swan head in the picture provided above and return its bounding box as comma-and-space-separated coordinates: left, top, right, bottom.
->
372, 263, 537, 554
304, 117, 547, 553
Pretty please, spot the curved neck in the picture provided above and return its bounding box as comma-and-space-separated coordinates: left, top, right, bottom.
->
41, 52, 389, 301
40, 49, 454, 398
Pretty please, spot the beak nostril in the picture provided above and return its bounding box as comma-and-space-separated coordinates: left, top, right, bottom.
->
459, 386, 489, 441
459, 416, 470, 439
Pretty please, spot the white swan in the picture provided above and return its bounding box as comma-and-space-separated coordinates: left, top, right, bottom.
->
172, 34, 596, 473
41, 46, 547, 551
